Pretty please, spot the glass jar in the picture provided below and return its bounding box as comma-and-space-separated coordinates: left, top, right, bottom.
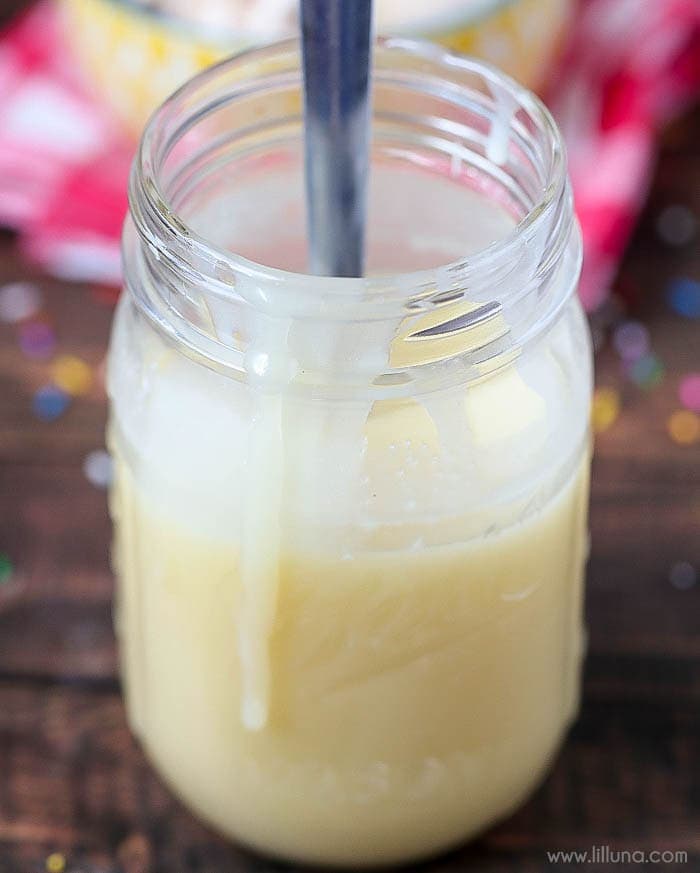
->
108, 39, 592, 867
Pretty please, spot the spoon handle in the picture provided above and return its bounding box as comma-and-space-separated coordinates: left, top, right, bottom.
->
300, 0, 373, 278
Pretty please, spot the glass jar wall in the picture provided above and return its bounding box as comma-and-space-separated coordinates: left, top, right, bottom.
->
108, 39, 592, 866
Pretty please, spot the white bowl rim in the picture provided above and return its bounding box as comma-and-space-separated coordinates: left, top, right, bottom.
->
104, 0, 521, 50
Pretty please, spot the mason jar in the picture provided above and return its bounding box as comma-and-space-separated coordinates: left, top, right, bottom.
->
108, 39, 592, 867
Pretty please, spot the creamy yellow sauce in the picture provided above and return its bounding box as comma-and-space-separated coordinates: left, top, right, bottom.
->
110, 422, 588, 865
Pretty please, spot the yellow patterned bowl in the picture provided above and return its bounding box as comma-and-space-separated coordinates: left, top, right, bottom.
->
61, 0, 573, 136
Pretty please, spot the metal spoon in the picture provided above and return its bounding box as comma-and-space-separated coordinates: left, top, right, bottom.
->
300, 0, 373, 277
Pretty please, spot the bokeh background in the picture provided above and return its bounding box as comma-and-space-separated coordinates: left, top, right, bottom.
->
0, 1, 698, 871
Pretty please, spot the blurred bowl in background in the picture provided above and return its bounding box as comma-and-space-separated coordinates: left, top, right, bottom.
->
60, 0, 574, 136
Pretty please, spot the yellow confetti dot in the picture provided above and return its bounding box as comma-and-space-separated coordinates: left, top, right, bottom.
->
667, 410, 700, 445
591, 387, 620, 434
50, 355, 93, 397
46, 853, 66, 873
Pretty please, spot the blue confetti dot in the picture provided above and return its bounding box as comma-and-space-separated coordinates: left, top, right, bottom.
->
33, 385, 70, 421
667, 277, 700, 318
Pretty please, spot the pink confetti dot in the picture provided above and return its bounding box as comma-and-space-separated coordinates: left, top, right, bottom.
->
679, 373, 700, 413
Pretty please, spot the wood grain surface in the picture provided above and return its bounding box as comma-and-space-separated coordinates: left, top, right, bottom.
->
0, 22, 698, 872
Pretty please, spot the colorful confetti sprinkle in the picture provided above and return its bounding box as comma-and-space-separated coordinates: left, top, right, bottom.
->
83, 450, 113, 490
669, 561, 697, 591
679, 373, 700, 413
629, 354, 664, 389
50, 354, 93, 396
18, 320, 56, 360
33, 385, 70, 422
591, 387, 620, 434
667, 410, 700, 445
612, 320, 649, 362
0, 282, 41, 323
0, 554, 13, 584
667, 277, 700, 318
656, 204, 697, 247
45, 853, 65, 873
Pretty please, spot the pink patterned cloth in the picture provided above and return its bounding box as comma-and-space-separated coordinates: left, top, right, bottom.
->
549, 0, 700, 309
0, 3, 130, 281
0, 1, 698, 305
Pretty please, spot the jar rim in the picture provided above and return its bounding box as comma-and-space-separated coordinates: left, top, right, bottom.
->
131, 36, 570, 307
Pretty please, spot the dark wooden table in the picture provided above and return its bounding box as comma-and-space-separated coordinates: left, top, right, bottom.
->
0, 54, 698, 873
